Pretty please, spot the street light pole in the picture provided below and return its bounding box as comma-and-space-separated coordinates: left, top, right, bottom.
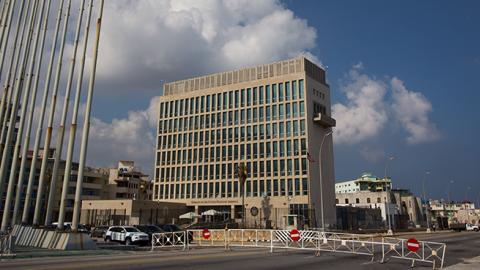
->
447, 180, 454, 203
384, 156, 395, 235
422, 171, 431, 233
318, 130, 332, 231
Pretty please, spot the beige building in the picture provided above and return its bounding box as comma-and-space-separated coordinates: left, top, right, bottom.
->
335, 188, 425, 229
80, 199, 187, 226
107, 161, 152, 201
154, 56, 336, 228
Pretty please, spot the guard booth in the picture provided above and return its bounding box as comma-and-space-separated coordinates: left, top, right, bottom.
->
284, 214, 298, 229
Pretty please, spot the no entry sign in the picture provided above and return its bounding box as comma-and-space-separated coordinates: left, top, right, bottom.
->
202, 228, 211, 240
406, 238, 420, 252
290, 229, 301, 241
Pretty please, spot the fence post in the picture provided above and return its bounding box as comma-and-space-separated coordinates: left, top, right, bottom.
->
270, 230, 273, 253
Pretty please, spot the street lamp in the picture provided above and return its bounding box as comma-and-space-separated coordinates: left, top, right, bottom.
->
423, 171, 431, 233
447, 180, 454, 203
318, 130, 332, 231
384, 156, 395, 235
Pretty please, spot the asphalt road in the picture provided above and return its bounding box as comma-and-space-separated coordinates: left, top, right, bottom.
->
1, 231, 479, 270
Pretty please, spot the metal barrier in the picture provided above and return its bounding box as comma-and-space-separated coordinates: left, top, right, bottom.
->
150, 229, 446, 269
381, 237, 446, 269
0, 232, 15, 257
151, 231, 187, 251
186, 229, 228, 248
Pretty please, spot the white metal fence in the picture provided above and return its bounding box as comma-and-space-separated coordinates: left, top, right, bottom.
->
381, 237, 446, 269
151, 231, 187, 250
150, 229, 446, 269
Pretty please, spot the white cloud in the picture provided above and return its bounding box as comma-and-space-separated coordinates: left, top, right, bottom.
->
80, 0, 319, 172
332, 67, 388, 144
391, 77, 440, 144
87, 97, 161, 172
96, 0, 317, 94
332, 66, 440, 147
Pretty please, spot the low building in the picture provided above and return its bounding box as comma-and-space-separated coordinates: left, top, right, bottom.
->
430, 200, 476, 225
13, 149, 109, 224
336, 205, 383, 231
80, 199, 187, 226
107, 161, 152, 201
335, 175, 424, 229
335, 173, 391, 194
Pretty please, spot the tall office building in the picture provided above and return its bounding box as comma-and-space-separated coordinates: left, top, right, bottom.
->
154, 56, 336, 228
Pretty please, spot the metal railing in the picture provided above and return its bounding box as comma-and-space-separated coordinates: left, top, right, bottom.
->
150, 229, 446, 269
381, 237, 446, 269
0, 232, 15, 257
151, 231, 187, 251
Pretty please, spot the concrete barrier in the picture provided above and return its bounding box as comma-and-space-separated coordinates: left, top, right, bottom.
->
11, 225, 97, 250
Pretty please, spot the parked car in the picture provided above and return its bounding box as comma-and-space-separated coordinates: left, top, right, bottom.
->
466, 224, 479, 232
90, 225, 109, 238
105, 226, 149, 245
134, 225, 165, 241
51, 222, 89, 233
450, 223, 479, 232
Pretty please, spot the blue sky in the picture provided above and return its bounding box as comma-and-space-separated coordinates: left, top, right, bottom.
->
85, 1, 479, 203
283, 0, 480, 201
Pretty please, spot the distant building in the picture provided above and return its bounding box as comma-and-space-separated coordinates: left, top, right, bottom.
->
80, 199, 187, 226
430, 200, 476, 225
335, 173, 391, 194
107, 161, 152, 201
335, 174, 424, 229
1, 148, 109, 224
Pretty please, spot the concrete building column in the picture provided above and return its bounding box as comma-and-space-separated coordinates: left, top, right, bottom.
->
194, 205, 199, 223
230, 205, 235, 221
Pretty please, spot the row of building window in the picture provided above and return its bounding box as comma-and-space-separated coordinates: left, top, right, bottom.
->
338, 197, 387, 204
155, 177, 309, 200
157, 139, 308, 166
159, 80, 305, 118
158, 122, 307, 149
158, 101, 306, 134
156, 158, 309, 182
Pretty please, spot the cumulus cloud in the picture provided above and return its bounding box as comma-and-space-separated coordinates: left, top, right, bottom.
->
332, 66, 388, 144
391, 77, 440, 144
333, 66, 440, 146
96, 0, 317, 94
87, 97, 161, 172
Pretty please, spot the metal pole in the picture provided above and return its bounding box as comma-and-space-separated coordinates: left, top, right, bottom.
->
45, 0, 85, 227
32, 0, 71, 226
71, 0, 104, 232
22, 0, 64, 224
1, 0, 43, 231
422, 171, 430, 233
57, 0, 91, 230
12, 0, 51, 225
0, 0, 25, 150
384, 156, 394, 235
0, 0, 11, 64
318, 130, 331, 231
0, 0, 16, 76
0, 0, 32, 212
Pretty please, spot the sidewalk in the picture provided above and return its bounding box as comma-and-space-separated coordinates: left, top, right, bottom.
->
445, 256, 480, 269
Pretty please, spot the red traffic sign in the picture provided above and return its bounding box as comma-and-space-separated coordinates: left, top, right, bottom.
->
406, 238, 420, 252
202, 228, 211, 240
290, 229, 301, 241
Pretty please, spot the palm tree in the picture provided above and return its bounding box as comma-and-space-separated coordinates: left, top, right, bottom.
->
235, 163, 248, 228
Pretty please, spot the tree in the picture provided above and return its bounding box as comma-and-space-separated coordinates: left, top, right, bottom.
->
235, 163, 248, 228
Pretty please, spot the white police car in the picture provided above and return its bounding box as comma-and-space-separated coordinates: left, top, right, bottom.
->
105, 226, 149, 245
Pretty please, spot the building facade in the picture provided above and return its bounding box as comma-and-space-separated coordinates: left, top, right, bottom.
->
107, 161, 152, 201
335, 173, 391, 194
154, 56, 336, 228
